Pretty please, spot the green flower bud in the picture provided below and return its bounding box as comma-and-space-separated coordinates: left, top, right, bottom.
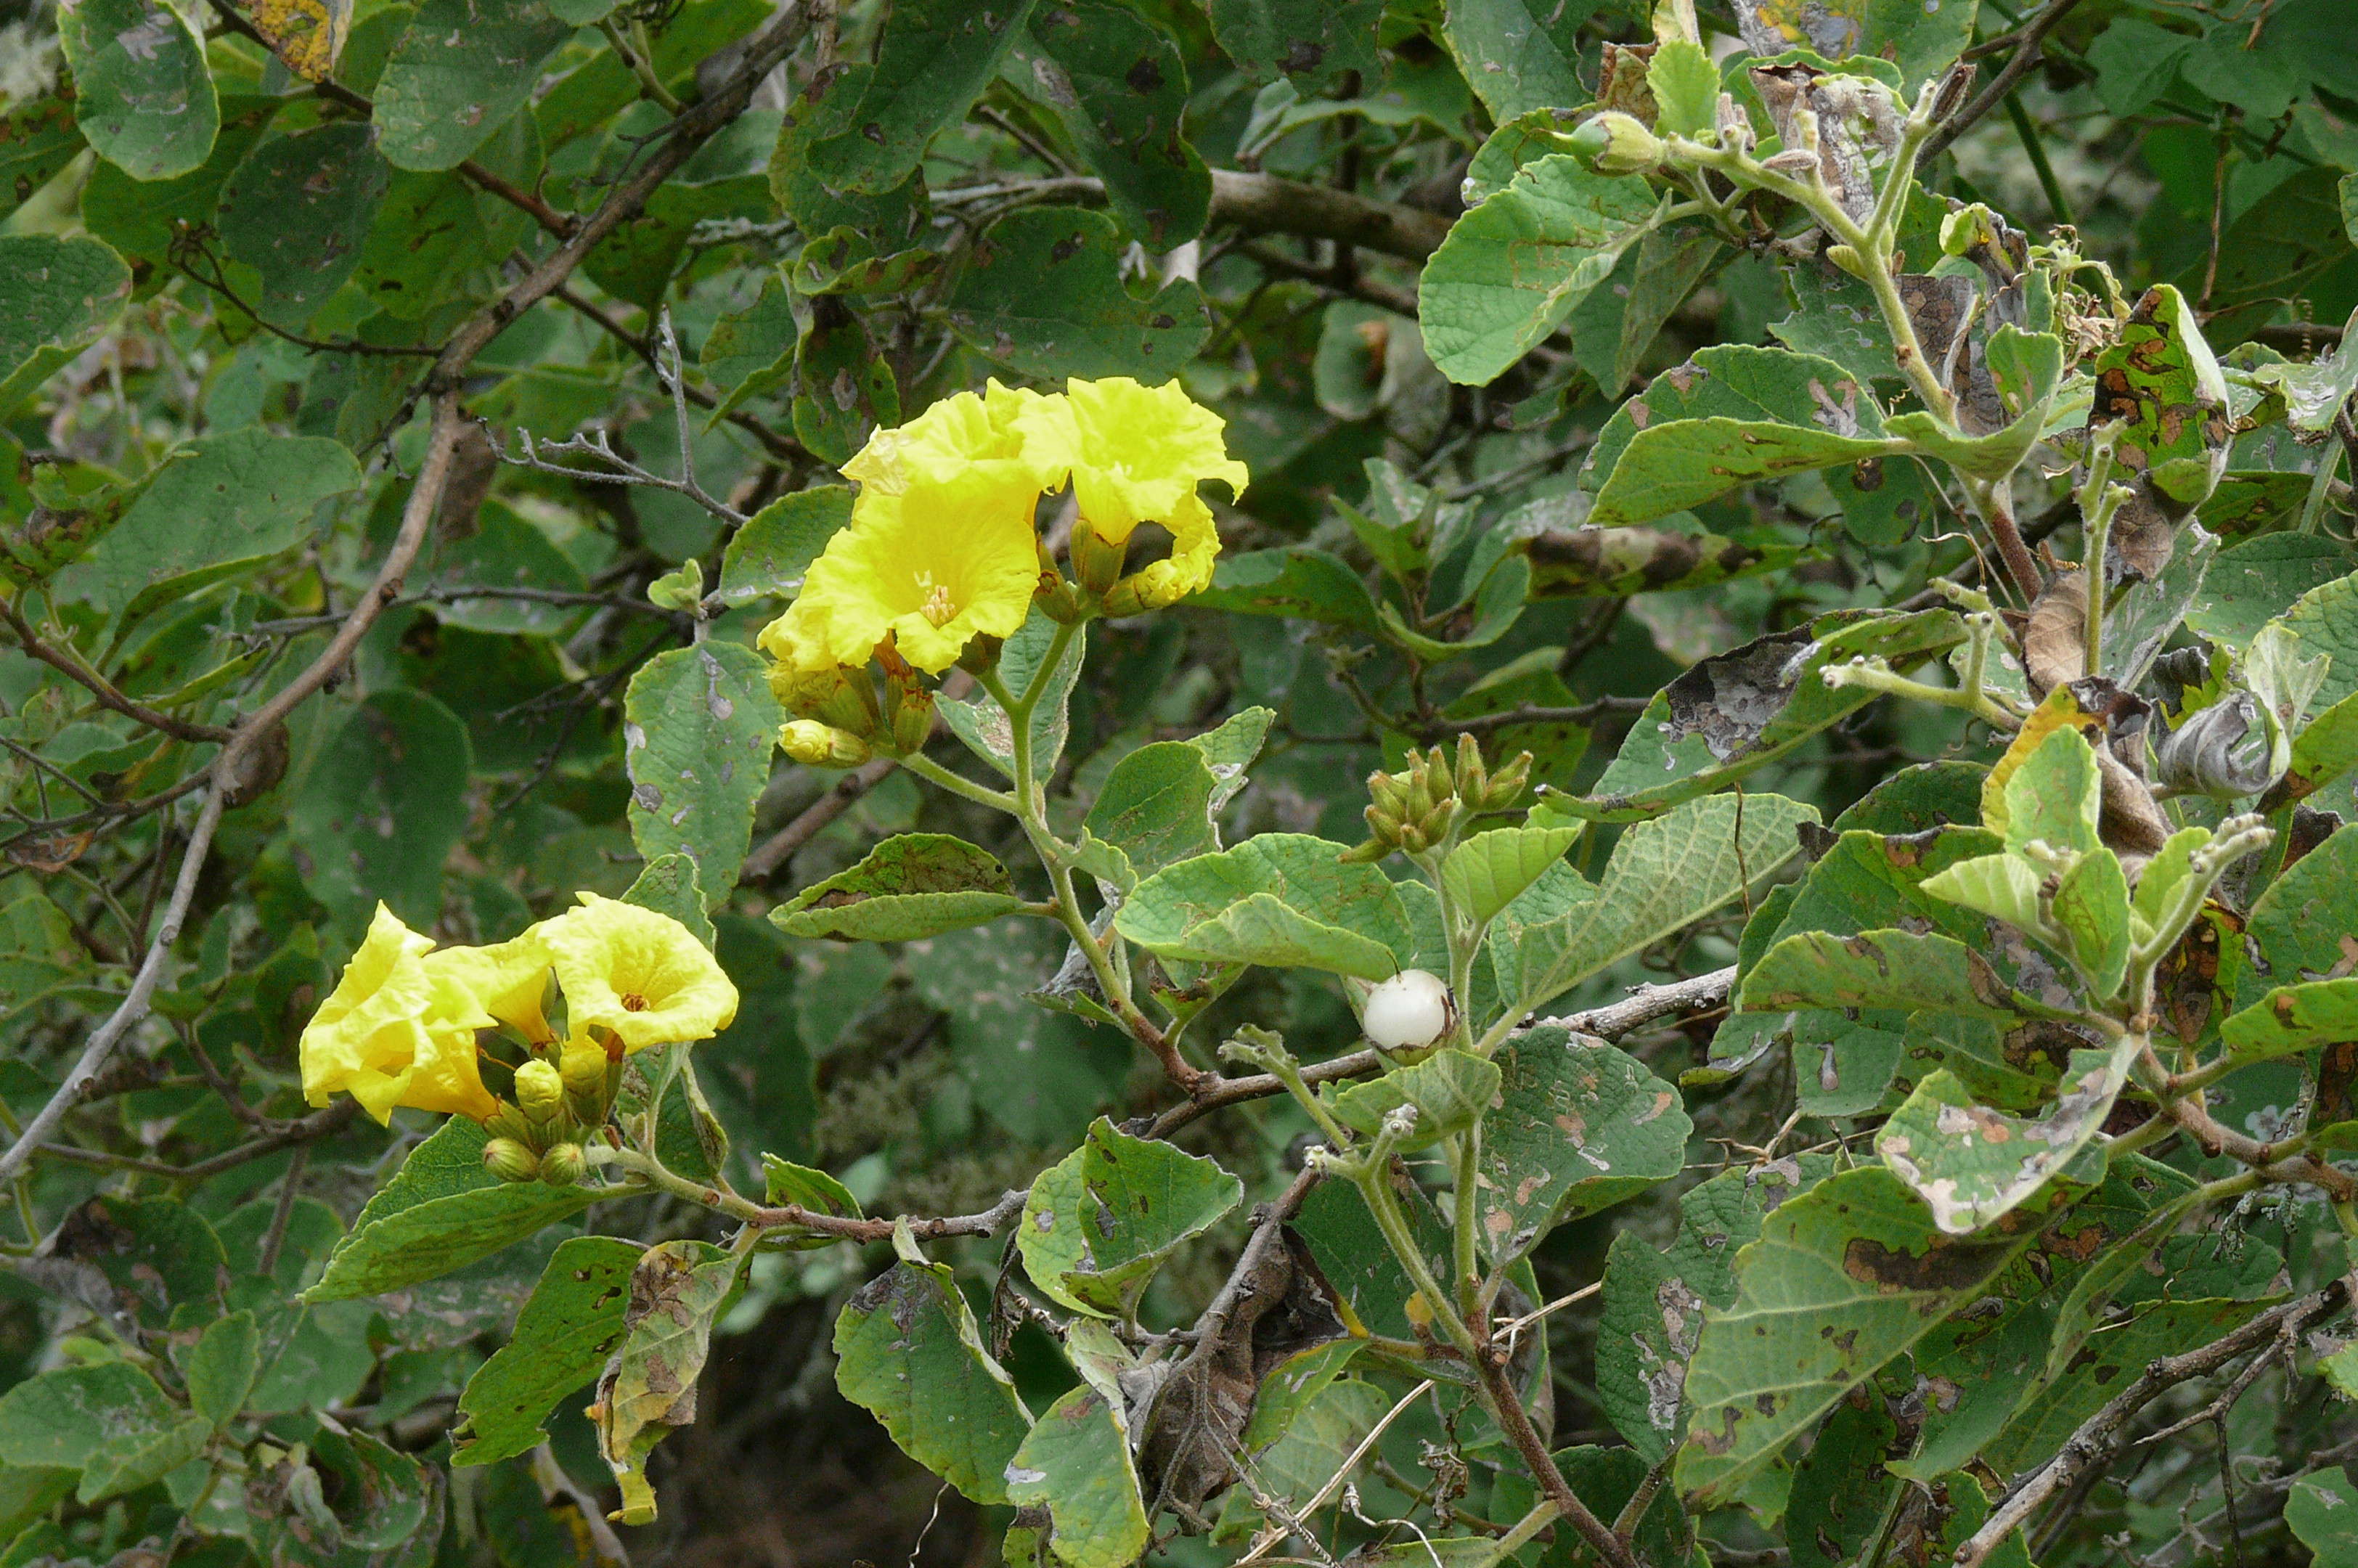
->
1424, 743, 1456, 801
1364, 801, 1404, 844
539, 1143, 587, 1187
1483, 751, 1534, 810
1416, 801, 1456, 845
1453, 733, 1488, 805
1397, 820, 1432, 854
482, 1138, 540, 1183
770, 663, 878, 738
1368, 771, 1411, 817
1403, 764, 1437, 822
1069, 521, 1129, 596
560, 1043, 611, 1125
1570, 112, 1663, 176
515, 1059, 565, 1124
884, 665, 936, 756
1339, 836, 1391, 865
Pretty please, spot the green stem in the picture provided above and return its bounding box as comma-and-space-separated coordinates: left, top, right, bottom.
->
1493, 1499, 1564, 1559
894, 749, 1019, 814
602, 17, 682, 113
1347, 1147, 1480, 1361
1822, 658, 2022, 729
1451, 1130, 1482, 1323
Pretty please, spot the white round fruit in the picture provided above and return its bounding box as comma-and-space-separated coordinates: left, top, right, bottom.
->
1362, 969, 1454, 1052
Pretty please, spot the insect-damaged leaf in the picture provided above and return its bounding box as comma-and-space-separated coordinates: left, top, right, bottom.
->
1116, 833, 1418, 981
373, 0, 574, 171
452, 1236, 642, 1466
1675, 1165, 2068, 1506
1570, 608, 1965, 820
1874, 1044, 2139, 1235
836, 1257, 1033, 1504
217, 123, 391, 330
1742, 928, 2057, 1022
1474, 1027, 1689, 1265
1018, 1118, 1243, 1318
593, 1240, 741, 1524
624, 642, 783, 909
773, 833, 1029, 942
57, 0, 218, 181
1010, 1, 1210, 248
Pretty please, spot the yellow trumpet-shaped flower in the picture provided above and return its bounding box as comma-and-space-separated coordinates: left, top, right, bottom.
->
299, 905, 500, 1126
1017, 376, 1247, 545
759, 479, 1045, 675
531, 893, 738, 1052
425, 934, 557, 1046
841, 380, 1067, 497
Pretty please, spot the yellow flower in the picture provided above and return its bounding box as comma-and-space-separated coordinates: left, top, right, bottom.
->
1017, 376, 1247, 545
758, 478, 1044, 675
841, 380, 1067, 497
425, 934, 556, 1046
299, 905, 499, 1125
778, 719, 872, 767
531, 893, 738, 1051
1102, 497, 1221, 611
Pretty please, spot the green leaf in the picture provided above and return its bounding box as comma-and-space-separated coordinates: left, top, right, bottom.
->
1418, 155, 1659, 386
2051, 847, 2130, 996
76, 1416, 210, 1504
307, 1119, 598, 1302
1212, 1373, 1389, 1540
1013, 1, 1209, 248
1574, 610, 1965, 818
1566, 224, 1733, 402
1439, 0, 1601, 121
1187, 547, 1385, 634
938, 613, 1085, 780
774, 833, 1027, 941
1647, 40, 1721, 139
790, 226, 943, 296
2221, 979, 2358, 1063
1206, 0, 1380, 91
1675, 1166, 2055, 1506
1475, 1028, 1689, 1265
791, 293, 900, 466
594, 1240, 741, 1524
759, 1152, 864, 1250
181, 1311, 260, 1427
2264, 687, 2358, 812
1990, 720, 2102, 857
49, 427, 362, 613
2288, 1467, 2358, 1568
216, 123, 392, 330
58, 0, 218, 180
451, 1236, 640, 1466
1594, 1156, 1834, 1462
1501, 791, 1818, 1013
716, 484, 852, 605
1744, 928, 2052, 1021
1585, 346, 1909, 526
836, 1258, 1033, 1504
0, 236, 130, 417
1329, 1050, 1502, 1151
2191, 536, 2357, 648
1875, 1043, 2137, 1234
1920, 853, 2047, 939
804, 0, 1036, 194
701, 272, 798, 421
946, 205, 1208, 379
622, 642, 784, 907
1083, 742, 1223, 883
621, 852, 716, 950
1017, 1117, 1243, 1317
764, 60, 929, 240
2086, 17, 2195, 116
1441, 822, 1580, 926
0, 99, 85, 223
2280, 568, 2358, 719
2239, 822, 2358, 1011
374, 0, 574, 171
0, 1363, 176, 1473
289, 687, 474, 935
1005, 1381, 1151, 1568
1115, 833, 1416, 981
349, 170, 488, 319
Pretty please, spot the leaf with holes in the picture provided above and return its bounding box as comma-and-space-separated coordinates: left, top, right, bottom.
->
774, 834, 1028, 942
623, 642, 783, 909
1017, 1117, 1242, 1317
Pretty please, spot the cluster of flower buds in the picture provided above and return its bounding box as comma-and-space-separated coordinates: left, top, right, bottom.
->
1354, 735, 1533, 858
481, 1039, 618, 1187
771, 640, 945, 769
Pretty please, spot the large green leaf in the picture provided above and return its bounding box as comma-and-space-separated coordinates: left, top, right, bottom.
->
452, 1236, 642, 1466
0, 236, 130, 416
1082, 741, 1224, 884
1013, 2, 1209, 248
58, 0, 218, 180
306, 1119, 598, 1302
0, 99, 84, 224
289, 688, 474, 936
622, 642, 783, 907
2280, 568, 2358, 719
1329, 1050, 1503, 1151
946, 205, 1208, 379
1114, 833, 1416, 980
802, 0, 1036, 195
1675, 1166, 2057, 1506
1005, 1380, 1151, 1568
373, 0, 574, 171
2221, 979, 2358, 1063
835, 1258, 1034, 1504
715, 485, 852, 605
1205, 0, 1380, 89
1017, 1117, 1242, 1317
2288, 1467, 2358, 1568
1742, 928, 2055, 1022
217, 123, 392, 330
48, 427, 362, 612
775, 833, 1028, 941
1499, 791, 1818, 1013
1417, 155, 1659, 386
1438, 0, 1599, 121
2239, 822, 2358, 1010
1475, 1028, 1689, 1264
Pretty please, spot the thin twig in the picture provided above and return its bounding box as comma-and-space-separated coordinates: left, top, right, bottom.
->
1921, 0, 2087, 162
